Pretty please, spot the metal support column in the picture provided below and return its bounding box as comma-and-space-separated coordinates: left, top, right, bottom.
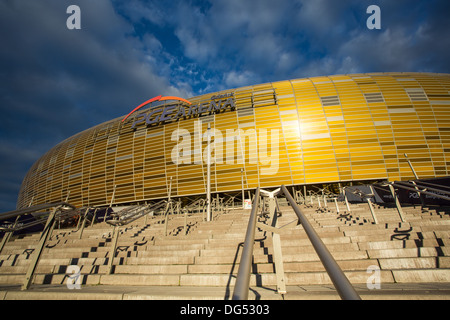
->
168, 176, 173, 201
388, 184, 406, 222
404, 153, 419, 180
343, 188, 351, 212
303, 185, 307, 205
107, 227, 120, 274
206, 123, 211, 221
411, 180, 427, 209
164, 202, 170, 236
0, 230, 11, 255
164, 177, 174, 236
241, 168, 245, 209
261, 188, 286, 294
106, 185, 117, 223
184, 208, 188, 235
79, 207, 90, 239
405, 153, 426, 209
22, 208, 58, 290
0, 215, 20, 255
91, 207, 99, 227
366, 197, 378, 224
333, 197, 340, 214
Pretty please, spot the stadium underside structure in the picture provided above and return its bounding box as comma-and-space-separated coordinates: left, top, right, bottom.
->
16, 72, 450, 210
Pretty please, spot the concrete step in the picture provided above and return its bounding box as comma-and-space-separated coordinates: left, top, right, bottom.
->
126, 256, 195, 265
378, 257, 450, 269
1, 202, 449, 295
367, 247, 450, 259
1, 283, 449, 300
357, 239, 448, 250
392, 269, 450, 283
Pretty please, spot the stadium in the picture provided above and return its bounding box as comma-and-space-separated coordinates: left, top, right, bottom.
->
1, 72, 450, 300
16, 72, 450, 209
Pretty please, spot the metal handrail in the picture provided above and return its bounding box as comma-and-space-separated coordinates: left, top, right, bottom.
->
413, 180, 450, 191
281, 185, 361, 300
392, 181, 450, 201
0, 202, 80, 290
0, 202, 75, 222
0, 202, 77, 233
232, 186, 360, 300
343, 186, 374, 199
184, 198, 207, 213
107, 204, 156, 226
232, 187, 260, 300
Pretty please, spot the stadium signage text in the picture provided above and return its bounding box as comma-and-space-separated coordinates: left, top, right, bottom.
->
127, 93, 235, 129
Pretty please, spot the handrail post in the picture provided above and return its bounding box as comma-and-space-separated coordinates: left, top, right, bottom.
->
79, 207, 90, 239
366, 197, 378, 224
0, 230, 11, 255
388, 184, 406, 222
22, 207, 58, 290
206, 124, 211, 222
343, 187, 351, 212
241, 169, 245, 209
232, 187, 260, 300
91, 207, 99, 227
106, 185, 117, 223
107, 226, 120, 274
333, 197, 340, 214
0, 215, 20, 255
281, 185, 361, 300
184, 208, 188, 235
261, 188, 286, 294
404, 154, 427, 209
303, 185, 307, 204
164, 201, 169, 236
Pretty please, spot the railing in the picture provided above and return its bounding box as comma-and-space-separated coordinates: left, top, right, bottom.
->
343, 186, 378, 224
391, 180, 450, 202
104, 197, 208, 273
0, 202, 78, 240
281, 185, 361, 300
107, 201, 165, 227
0, 202, 77, 290
232, 187, 260, 300
105, 201, 167, 274
1, 194, 231, 289
371, 180, 450, 222
0, 202, 76, 224
232, 185, 361, 300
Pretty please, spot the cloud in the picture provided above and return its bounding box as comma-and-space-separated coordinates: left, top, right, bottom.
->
335, 11, 450, 74
165, 0, 307, 87
224, 70, 259, 88
113, 0, 167, 26
0, 140, 45, 211
0, 0, 189, 212
1, 0, 449, 213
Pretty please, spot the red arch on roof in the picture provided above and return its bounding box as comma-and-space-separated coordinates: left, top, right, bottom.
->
122, 96, 191, 122
159, 96, 191, 105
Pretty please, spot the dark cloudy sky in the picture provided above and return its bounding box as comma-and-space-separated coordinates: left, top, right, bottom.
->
0, 0, 449, 212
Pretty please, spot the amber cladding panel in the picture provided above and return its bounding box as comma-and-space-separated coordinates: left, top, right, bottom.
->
16, 73, 450, 209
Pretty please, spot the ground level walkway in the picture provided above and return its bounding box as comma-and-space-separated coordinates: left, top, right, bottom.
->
1, 282, 449, 300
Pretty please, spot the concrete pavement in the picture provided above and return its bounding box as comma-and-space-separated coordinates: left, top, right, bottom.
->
1, 283, 450, 300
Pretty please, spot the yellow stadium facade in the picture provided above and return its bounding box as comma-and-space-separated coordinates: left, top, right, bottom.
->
16, 72, 450, 209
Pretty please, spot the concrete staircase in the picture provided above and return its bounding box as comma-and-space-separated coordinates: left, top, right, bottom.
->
1, 200, 450, 299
